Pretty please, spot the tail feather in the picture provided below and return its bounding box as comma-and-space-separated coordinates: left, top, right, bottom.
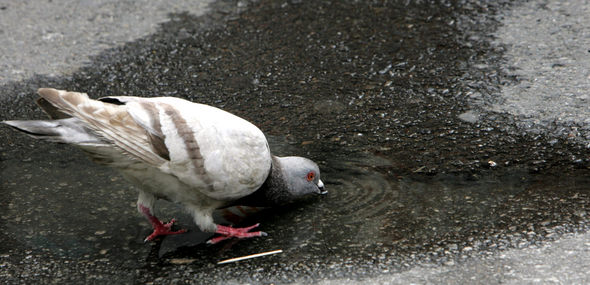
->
3, 120, 62, 140
3, 118, 103, 144
4, 88, 165, 166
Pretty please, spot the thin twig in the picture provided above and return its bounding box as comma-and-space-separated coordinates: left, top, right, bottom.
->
217, 249, 283, 265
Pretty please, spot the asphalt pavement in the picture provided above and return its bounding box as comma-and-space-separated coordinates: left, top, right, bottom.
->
1, 0, 589, 284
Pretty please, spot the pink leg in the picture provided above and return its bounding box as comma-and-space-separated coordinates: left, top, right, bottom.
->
139, 204, 187, 242
207, 223, 267, 244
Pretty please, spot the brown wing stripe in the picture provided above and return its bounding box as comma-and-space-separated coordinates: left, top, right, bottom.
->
138, 102, 170, 161
161, 103, 214, 188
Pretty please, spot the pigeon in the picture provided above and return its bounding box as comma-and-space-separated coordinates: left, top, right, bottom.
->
4, 88, 326, 244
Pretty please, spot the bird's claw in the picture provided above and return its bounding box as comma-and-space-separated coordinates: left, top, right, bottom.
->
207, 223, 267, 244
144, 218, 187, 242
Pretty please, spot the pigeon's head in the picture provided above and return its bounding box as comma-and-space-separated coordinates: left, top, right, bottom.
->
277, 156, 327, 197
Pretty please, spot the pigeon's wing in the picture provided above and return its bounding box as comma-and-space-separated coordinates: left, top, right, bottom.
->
101, 96, 273, 201
37, 88, 167, 166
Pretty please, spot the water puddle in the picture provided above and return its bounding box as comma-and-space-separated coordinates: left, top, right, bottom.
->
2, 134, 588, 279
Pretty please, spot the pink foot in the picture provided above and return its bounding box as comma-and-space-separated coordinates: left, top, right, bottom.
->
144, 218, 187, 242
207, 223, 267, 244
139, 204, 187, 242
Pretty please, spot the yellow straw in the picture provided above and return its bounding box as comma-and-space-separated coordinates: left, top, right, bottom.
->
217, 249, 283, 265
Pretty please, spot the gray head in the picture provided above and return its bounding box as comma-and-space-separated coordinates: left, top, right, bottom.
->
229, 155, 326, 207
276, 156, 326, 196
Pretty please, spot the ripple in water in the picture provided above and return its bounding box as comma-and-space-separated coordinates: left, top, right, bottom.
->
266, 150, 537, 249
267, 136, 398, 225
322, 154, 398, 224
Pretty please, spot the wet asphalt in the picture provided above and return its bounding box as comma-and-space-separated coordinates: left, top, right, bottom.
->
1, 0, 589, 284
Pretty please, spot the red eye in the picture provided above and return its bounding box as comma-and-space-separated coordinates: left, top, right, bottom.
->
306, 171, 315, 181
